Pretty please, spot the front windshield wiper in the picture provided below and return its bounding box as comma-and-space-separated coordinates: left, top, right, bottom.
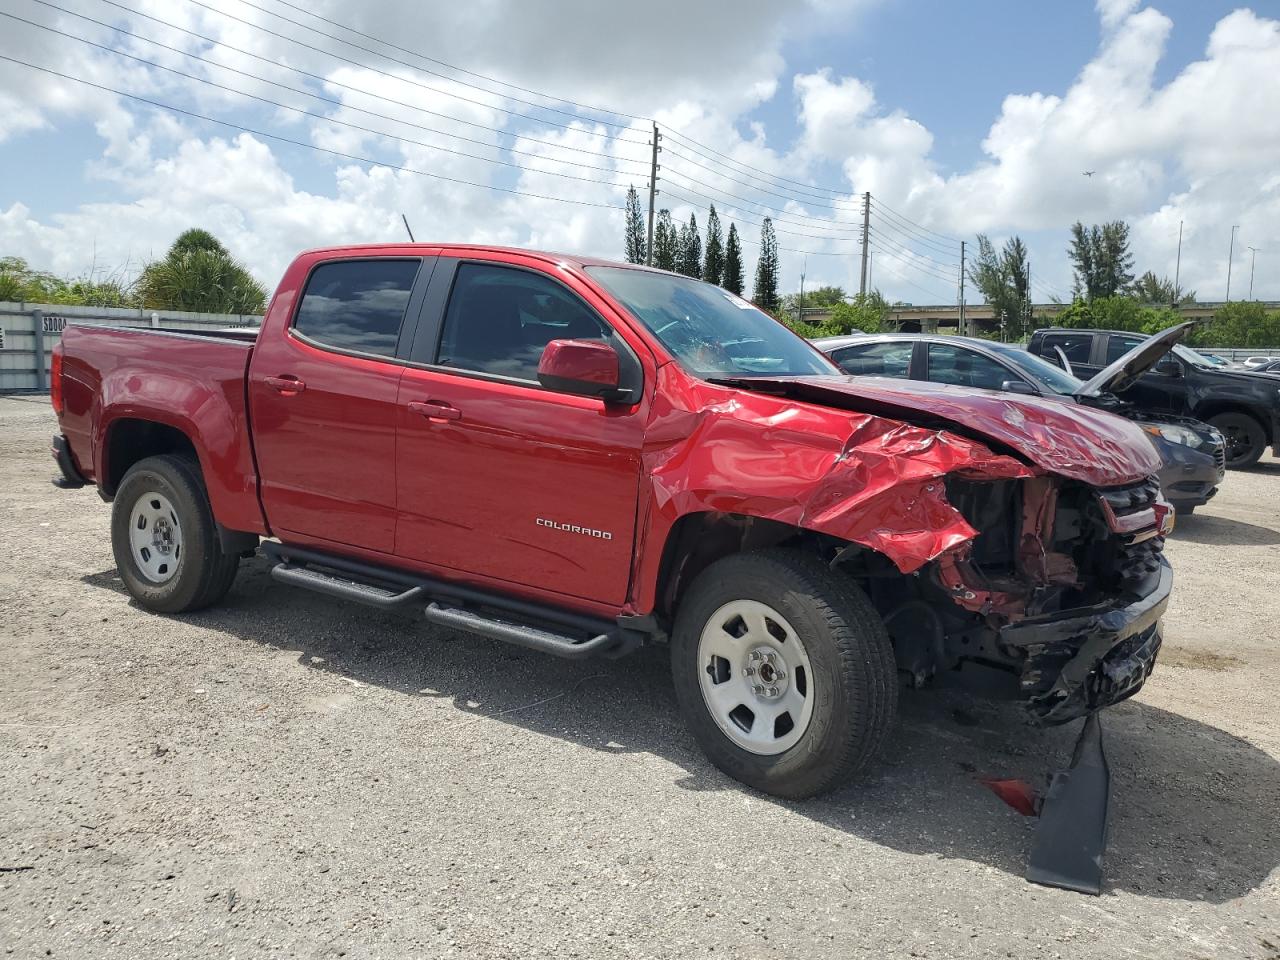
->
706, 375, 796, 394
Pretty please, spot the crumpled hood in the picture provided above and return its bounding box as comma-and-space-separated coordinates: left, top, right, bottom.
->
725, 374, 1163, 487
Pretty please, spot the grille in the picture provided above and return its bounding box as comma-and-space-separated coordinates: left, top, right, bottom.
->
1212, 443, 1226, 470
1097, 475, 1162, 519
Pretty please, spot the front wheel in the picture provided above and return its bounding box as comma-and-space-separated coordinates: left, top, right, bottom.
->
1209, 412, 1266, 468
111, 454, 240, 613
670, 549, 898, 799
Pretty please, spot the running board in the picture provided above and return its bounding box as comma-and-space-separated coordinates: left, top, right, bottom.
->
260, 541, 636, 660
270, 563, 427, 609
424, 603, 616, 659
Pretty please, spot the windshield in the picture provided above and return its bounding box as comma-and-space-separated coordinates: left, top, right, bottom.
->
586, 266, 837, 378
1172, 344, 1215, 369
984, 341, 1084, 394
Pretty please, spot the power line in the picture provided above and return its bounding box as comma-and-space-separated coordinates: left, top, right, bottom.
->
2, 13, 637, 190
256, 0, 647, 127
869, 203, 962, 258
28, 0, 647, 175
0, 54, 625, 211
662, 127, 865, 202
662, 157, 863, 225
870, 196, 959, 243
659, 178, 864, 236
865, 237, 959, 284
661, 186, 869, 244
172, 0, 650, 145
865, 227, 961, 276
662, 144, 860, 211
74, 0, 648, 165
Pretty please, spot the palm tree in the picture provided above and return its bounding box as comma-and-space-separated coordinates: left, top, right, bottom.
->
138, 229, 267, 314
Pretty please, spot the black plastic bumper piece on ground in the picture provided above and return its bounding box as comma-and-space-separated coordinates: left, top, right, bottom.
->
1002, 557, 1173, 725
50, 434, 87, 489
1026, 712, 1110, 895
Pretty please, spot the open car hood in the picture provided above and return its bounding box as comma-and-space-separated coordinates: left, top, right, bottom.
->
712, 374, 1163, 486
1074, 321, 1196, 398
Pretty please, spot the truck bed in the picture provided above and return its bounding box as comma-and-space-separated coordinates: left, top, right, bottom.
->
58, 323, 266, 535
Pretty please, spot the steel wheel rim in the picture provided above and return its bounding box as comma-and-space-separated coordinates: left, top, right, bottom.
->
128, 491, 183, 584
696, 599, 815, 756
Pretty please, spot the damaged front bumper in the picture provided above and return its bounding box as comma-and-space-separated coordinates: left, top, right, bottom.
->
1001, 555, 1172, 725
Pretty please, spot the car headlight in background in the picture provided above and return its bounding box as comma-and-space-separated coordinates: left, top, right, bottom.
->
1141, 423, 1208, 449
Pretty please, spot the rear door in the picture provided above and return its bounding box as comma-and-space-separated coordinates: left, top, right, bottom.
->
924, 342, 1023, 391
393, 256, 647, 605
248, 256, 433, 553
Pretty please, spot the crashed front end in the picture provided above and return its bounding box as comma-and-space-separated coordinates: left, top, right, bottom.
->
931, 474, 1174, 724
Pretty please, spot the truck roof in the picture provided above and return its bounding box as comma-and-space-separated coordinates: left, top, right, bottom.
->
295, 242, 664, 273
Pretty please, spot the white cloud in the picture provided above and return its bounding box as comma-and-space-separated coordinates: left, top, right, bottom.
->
1, 0, 1278, 304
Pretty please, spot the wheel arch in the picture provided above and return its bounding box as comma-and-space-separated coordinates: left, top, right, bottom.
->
1194, 401, 1272, 443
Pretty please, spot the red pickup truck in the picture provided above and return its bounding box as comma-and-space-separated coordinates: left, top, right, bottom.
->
51, 244, 1174, 801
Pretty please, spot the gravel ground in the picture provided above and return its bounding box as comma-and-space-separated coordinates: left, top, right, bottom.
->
2, 393, 1278, 959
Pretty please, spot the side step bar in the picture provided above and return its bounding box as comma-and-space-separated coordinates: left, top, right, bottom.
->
424, 603, 616, 659
270, 563, 427, 610
260, 540, 634, 660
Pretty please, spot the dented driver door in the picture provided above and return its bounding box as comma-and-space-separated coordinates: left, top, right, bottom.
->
392, 255, 646, 606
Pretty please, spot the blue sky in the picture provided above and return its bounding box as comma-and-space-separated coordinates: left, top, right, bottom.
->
0, 0, 1276, 303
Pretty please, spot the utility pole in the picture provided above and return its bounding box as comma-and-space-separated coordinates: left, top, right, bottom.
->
1226, 224, 1239, 301
1248, 246, 1258, 301
645, 122, 661, 266
958, 240, 967, 337
1173, 220, 1183, 305
796, 257, 807, 324
858, 191, 871, 297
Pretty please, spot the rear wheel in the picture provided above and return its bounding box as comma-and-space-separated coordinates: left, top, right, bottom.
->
111, 454, 240, 613
670, 549, 897, 799
1209, 412, 1266, 468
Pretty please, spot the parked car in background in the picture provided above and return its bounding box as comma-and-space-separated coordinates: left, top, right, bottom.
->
1241, 356, 1280, 370
815, 329, 1226, 515
1247, 358, 1280, 374
1026, 327, 1280, 467
51, 244, 1175, 807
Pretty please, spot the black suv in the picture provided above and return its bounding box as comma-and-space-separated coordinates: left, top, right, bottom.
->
1027, 327, 1280, 467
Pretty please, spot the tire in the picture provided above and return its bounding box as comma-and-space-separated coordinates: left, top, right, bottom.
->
111, 454, 240, 613
1208, 412, 1266, 468
670, 549, 898, 799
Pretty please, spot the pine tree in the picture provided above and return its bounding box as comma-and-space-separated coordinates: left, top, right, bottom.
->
623, 186, 646, 264
677, 213, 702, 278
723, 223, 745, 295
703, 205, 724, 286
653, 209, 678, 272
752, 217, 779, 311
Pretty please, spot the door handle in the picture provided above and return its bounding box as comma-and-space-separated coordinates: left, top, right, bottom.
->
407, 400, 461, 422
265, 375, 306, 395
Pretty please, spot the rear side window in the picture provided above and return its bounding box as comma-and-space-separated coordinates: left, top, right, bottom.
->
1105, 335, 1145, 363
294, 259, 420, 357
437, 262, 612, 381
1041, 333, 1093, 367
830, 341, 913, 378
926, 343, 1013, 391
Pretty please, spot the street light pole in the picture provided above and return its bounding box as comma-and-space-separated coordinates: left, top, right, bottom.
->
1247, 246, 1258, 301
1226, 225, 1239, 302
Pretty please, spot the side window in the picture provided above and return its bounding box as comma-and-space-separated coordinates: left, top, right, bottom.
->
437, 263, 611, 381
926, 343, 1014, 391
293, 259, 420, 357
1105, 335, 1145, 364
1042, 333, 1094, 367
831, 342, 913, 378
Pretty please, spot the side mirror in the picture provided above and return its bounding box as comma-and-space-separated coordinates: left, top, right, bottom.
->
537, 338, 625, 400
1154, 359, 1181, 377
1001, 380, 1038, 395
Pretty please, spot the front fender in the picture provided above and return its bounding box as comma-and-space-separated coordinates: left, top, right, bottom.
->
629, 368, 1036, 613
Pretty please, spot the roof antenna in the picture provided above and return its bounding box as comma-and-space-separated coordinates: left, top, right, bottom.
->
401, 213, 415, 242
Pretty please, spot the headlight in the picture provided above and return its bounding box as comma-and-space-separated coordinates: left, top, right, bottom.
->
1141, 423, 1207, 449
